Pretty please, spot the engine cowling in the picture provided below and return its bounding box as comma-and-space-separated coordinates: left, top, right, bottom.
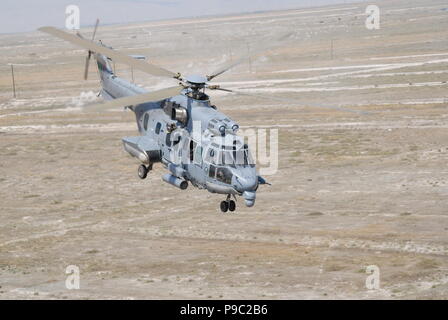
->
163, 101, 188, 126
171, 107, 188, 124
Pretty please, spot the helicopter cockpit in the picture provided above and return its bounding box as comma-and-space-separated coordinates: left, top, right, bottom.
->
205, 140, 256, 187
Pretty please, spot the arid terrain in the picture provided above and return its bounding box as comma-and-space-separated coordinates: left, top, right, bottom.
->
0, 0, 447, 299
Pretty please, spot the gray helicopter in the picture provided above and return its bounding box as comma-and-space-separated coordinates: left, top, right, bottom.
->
38, 23, 364, 212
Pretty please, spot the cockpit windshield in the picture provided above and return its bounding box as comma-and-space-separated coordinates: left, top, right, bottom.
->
204, 144, 255, 168
233, 148, 255, 167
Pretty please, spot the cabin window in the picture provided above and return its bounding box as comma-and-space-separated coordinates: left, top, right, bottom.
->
165, 133, 172, 147
189, 140, 197, 162
143, 113, 149, 131
194, 146, 203, 165
155, 122, 162, 134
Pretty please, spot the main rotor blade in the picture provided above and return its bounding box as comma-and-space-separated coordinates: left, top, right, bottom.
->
38, 26, 178, 79
91, 19, 99, 41
85, 85, 184, 111
207, 32, 293, 81
84, 51, 91, 80
210, 87, 370, 115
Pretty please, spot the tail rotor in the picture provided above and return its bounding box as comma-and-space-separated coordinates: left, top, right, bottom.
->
83, 18, 100, 80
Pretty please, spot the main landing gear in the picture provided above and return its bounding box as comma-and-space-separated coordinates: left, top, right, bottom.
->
138, 164, 152, 179
220, 195, 236, 213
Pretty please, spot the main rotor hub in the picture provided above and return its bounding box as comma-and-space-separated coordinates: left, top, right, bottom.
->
184, 74, 208, 89
183, 74, 210, 100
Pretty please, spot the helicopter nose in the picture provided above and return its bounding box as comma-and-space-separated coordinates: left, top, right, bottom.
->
235, 175, 258, 192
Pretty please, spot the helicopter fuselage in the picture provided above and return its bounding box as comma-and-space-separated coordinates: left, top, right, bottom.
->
97, 55, 259, 209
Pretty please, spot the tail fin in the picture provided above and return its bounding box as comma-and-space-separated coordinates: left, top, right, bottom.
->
95, 53, 114, 81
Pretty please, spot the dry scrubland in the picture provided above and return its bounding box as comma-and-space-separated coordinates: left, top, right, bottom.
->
0, 0, 448, 299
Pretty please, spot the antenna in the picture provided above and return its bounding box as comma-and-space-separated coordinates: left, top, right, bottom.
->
246, 41, 252, 73
10, 64, 16, 98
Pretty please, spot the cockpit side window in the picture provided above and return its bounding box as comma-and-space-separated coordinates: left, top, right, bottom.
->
209, 164, 216, 178
216, 167, 232, 184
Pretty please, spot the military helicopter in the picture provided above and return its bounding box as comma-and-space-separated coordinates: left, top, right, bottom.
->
38, 22, 364, 212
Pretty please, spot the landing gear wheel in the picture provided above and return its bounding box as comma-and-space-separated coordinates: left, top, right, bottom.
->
138, 164, 148, 179
228, 200, 236, 212
220, 201, 229, 213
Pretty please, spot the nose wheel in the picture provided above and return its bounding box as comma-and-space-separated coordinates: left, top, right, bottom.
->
220, 201, 229, 212
228, 200, 236, 211
220, 195, 236, 213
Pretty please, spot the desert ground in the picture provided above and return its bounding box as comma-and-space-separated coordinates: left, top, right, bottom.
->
0, 0, 448, 299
